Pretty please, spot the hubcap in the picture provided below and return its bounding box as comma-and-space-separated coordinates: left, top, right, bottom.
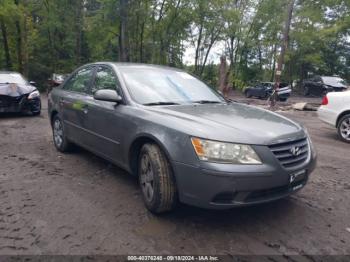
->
140, 154, 154, 202
340, 118, 350, 141
53, 119, 64, 147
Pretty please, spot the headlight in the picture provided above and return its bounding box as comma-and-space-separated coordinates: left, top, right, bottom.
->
191, 137, 262, 164
28, 90, 40, 100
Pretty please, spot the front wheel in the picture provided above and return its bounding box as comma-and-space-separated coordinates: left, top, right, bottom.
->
337, 114, 350, 143
32, 110, 41, 116
139, 144, 177, 213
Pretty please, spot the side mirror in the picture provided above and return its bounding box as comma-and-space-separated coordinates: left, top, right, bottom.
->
94, 89, 122, 103
29, 81, 36, 86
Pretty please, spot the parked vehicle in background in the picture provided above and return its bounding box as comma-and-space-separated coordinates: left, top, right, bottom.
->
303, 76, 348, 96
47, 73, 69, 94
318, 91, 350, 143
244, 82, 292, 102
49, 74, 68, 86
0, 71, 41, 115
48, 62, 316, 213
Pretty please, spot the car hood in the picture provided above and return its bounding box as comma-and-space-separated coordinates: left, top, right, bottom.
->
147, 103, 305, 145
0, 83, 36, 97
325, 83, 347, 88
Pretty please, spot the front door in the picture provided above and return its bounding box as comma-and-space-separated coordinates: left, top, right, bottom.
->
83, 65, 126, 164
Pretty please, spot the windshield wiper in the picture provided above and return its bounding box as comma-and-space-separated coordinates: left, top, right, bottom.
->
143, 102, 180, 106
191, 100, 222, 104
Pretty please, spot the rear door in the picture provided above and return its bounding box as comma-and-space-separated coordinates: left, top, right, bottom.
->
83, 65, 126, 163
60, 66, 94, 146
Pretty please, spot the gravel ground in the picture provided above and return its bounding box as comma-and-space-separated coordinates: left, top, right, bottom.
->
0, 95, 349, 256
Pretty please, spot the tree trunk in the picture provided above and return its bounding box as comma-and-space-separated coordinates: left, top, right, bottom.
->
194, 23, 203, 74
271, 0, 295, 107
270, 43, 277, 82
0, 17, 12, 70
119, 0, 129, 62
139, 21, 145, 62
218, 56, 227, 92
75, 0, 84, 65
23, 11, 29, 77
14, 0, 23, 73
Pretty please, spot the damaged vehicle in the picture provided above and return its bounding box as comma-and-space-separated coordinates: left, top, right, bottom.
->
48, 63, 317, 214
0, 71, 41, 115
303, 76, 348, 96
244, 82, 292, 102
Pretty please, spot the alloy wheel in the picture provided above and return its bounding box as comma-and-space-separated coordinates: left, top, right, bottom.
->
53, 119, 64, 148
340, 117, 350, 141
140, 153, 155, 202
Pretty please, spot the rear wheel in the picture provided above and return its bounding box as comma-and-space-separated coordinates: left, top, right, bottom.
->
52, 115, 73, 152
245, 90, 252, 98
279, 97, 287, 102
138, 143, 177, 213
303, 85, 310, 96
337, 114, 350, 143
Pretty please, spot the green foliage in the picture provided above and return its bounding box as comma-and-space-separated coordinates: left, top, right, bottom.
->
0, 0, 349, 90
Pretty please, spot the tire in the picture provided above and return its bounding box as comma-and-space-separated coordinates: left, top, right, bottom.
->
337, 114, 350, 143
303, 85, 310, 96
32, 110, 41, 116
279, 98, 287, 102
31, 101, 41, 116
138, 143, 177, 213
52, 115, 73, 152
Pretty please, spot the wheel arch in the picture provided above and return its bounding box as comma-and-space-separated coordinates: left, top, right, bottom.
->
128, 134, 175, 178
336, 110, 350, 128
50, 110, 59, 126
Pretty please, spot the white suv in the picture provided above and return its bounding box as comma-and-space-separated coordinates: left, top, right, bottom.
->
318, 91, 350, 143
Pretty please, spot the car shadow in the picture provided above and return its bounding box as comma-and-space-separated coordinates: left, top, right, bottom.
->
66, 144, 305, 228
0, 112, 41, 119
165, 197, 297, 224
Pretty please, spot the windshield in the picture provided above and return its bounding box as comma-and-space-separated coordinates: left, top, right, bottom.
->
322, 77, 348, 86
119, 68, 224, 105
0, 73, 28, 85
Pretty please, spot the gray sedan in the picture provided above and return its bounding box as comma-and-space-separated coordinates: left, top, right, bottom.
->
48, 63, 317, 213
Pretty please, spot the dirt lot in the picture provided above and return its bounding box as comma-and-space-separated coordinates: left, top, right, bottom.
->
0, 95, 349, 256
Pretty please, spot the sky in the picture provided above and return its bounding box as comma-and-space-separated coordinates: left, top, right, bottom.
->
183, 40, 226, 65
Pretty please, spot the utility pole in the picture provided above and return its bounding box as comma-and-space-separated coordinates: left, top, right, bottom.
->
271, 0, 296, 108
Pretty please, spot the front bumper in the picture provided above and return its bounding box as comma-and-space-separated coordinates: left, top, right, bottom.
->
277, 89, 291, 99
0, 95, 41, 113
172, 146, 317, 209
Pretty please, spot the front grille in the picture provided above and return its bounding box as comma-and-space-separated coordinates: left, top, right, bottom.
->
269, 138, 309, 169
246, 178, 307, 202
0, 95, 24, 108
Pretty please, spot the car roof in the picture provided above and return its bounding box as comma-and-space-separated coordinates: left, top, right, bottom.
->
85, 62, 184, 72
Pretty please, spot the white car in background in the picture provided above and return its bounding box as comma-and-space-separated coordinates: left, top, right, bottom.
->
318, 91, 350, 143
